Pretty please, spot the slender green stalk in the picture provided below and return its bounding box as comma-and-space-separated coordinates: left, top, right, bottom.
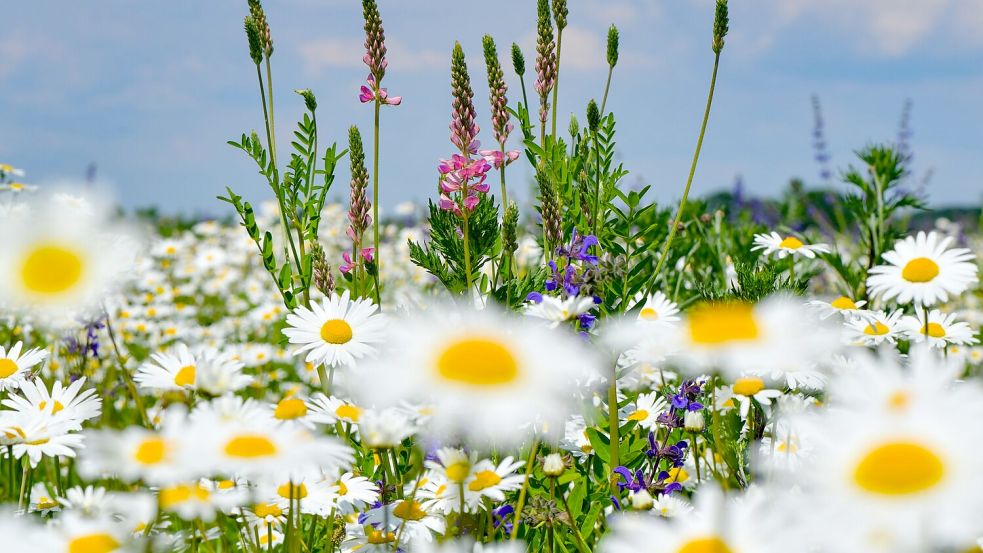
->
551, 30, 562, 138
499, 146, 509, 213
558, 485, 591, 553
510, 439, 540, 541
651, 52, 721, 285
600, 66, 613, 115
372, 100, 383, 307
607, 361, 620, 492
462, 217, 474, 295
591, 132, 602, 240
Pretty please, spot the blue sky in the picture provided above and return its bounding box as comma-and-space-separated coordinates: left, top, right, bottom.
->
3, 0, 982, 215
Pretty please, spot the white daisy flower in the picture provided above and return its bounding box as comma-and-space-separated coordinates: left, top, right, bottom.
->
3, 377, 102, 430
331, 471, 379, 514
620, 391, 668, 431
282, 290, 387, 368
843, 309, 908, 346
0, 341, 47, 390
806, 295, 870, 320
867, 230, 977, 306
134, 343, 199, 392
634, 291, 681, 324
901, 307, 978, 349
523, 295, 596, 327
307, 394, 364, 425
752, 231, 830, 259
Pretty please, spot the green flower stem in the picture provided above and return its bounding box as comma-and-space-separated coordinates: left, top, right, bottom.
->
650, 51, 721, 287
550, 29, 563, 138
510, 438, 540, 541
462, 216, 474, 295
607, 361, 620, 493
372, 100, 382, 305
600, 65, 613, 115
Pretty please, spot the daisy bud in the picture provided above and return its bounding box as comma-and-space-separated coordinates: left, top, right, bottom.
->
607, 25, 620, 68
543, 453, 565, 476
552, 0, 568, 31
684, 410, 705, 432
712, 0, 729, 54
244, 16, 263, 65
586, 99, 600, 133
631, 489, 654, 511
511, 43, 526, 77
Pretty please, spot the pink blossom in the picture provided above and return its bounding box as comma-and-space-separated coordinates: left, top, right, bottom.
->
479, 149, 520, 169
340, 252, 355, 273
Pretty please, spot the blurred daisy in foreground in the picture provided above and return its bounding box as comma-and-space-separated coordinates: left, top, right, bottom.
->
793, 351, 983, 551
600, 485, 780, 552
867, 230, 977, 306
634, 296, 839, 380
354, 305, 600, 448
0, 341, 47, 391
0, 192, 139, 320
901, 307, 978, 349
282, 290, 386, 369
752, 231, 830, 259
523, 295, 595, 327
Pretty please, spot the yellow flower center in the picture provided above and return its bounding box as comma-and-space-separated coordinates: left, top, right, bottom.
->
436, 337, 519, 386
67, 532, 120, 553
392, 500, 427, 521
446, 460, 471, 483
687, 302, 759, 345
334, 404, 361, 422
667, 467, 689, 483
253, 502, 282, 518
224, 434, 277, 458
853, 441, 945, 496
36, 400, 64, 415
36, 496, 59, 509
830, 296, 857, 310
887, 391, 910, 411
160, 484, 210, 508
732, 377, 765, 397
277, 482, 308, 500
864, 322, 889, 336
134, 437, 167, 465
320, 319, 353, 344
367, 530, 396, 544
174, 364, 196, 387
676, 536, 734, 553
0, 359, 19, 378
217, 479, 236, 490
468, 470, 502, 491
921, 322, 946, 338
274, 398, 308, 420
779, 236, 803, 249
639, 307, 659, 320
626, 409, 649, 422
20, 243, 84, 295
335, 481, 348, 496
901, 257, 940, 283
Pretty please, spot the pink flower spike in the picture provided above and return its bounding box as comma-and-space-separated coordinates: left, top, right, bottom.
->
359, 86, 375, 103
463, 195, 480, 211
359, 247, 375, 262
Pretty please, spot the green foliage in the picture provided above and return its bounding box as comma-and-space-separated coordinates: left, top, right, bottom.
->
408, 199, 501, 294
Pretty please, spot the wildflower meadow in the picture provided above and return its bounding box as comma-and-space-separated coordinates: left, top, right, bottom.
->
3, 1, 983, 552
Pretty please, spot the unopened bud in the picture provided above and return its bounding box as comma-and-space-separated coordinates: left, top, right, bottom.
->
607, 25, 619, 68
586, 99, 600, 133
684, 411, 705, 432
712, 0, 729, 54
568, 114, 579, 138
631, 489, 654, 510
543, 453, 565, 476
511, 43, 525, 77
295, 89, 317, 112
